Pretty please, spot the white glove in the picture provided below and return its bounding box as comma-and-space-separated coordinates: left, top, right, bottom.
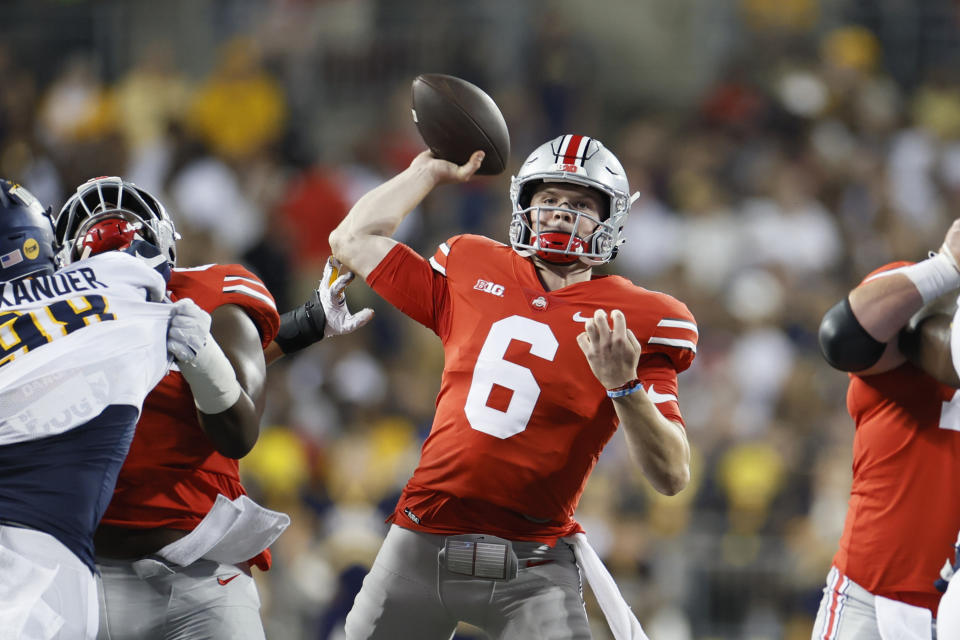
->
167, 298, 242, 413
167, 298, 211, 364
319, 257, 374, 338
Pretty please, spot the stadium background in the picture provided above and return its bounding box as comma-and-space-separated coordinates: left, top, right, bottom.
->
4, 0, 960, 637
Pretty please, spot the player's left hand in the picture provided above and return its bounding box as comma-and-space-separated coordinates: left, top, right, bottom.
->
319, 256, 374, 338
576, 309, 642, 389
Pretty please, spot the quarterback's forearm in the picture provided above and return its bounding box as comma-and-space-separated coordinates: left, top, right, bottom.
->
615, 393, 690, 496
330, 164, 440, 279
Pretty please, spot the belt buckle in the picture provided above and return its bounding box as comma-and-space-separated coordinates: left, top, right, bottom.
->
439, 533, 519, 581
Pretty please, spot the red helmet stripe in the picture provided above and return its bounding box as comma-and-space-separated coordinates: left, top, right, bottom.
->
560, 134, 585, 165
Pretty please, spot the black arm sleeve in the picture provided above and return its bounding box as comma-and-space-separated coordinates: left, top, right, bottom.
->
818, 297, 886, 372
274, 291, 326, 354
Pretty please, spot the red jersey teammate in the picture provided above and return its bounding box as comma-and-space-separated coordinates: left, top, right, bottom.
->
330, 134, 697, 639
53, 177, 371, 640
815, 220, 960, 639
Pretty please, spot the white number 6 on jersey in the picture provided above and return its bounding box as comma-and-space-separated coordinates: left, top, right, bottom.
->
464, 315, 558, 439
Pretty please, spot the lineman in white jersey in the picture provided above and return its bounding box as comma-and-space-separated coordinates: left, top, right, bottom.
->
0, 179, 215, 639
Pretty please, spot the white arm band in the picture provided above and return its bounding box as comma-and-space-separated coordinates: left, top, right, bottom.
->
901, 253, 960, 303
176, 334, 243, 414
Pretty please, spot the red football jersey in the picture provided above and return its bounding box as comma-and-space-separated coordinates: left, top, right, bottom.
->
99, 264, 280, 569
368, 235, 697, 543
833, 262, 960, 613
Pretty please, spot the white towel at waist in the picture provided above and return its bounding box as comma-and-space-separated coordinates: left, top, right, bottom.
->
875, 595, 932, 640
562, 532, 650, 640
156, 494, 290, 566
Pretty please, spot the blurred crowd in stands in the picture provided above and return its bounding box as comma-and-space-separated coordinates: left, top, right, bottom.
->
5, 1, 960, 638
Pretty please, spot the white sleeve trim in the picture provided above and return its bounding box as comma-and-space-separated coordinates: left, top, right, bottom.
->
656, 319, 698, 335
222, 285, 276, 309
648, 337, 697, 352
428, 256, 447, 276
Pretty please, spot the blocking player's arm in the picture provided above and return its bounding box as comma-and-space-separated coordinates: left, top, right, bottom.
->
167, 300, 266, 458
263, 258, 373, 364
577, 309, 690, 496
329, 149, 485, 280
820, 218, 960, 375
200, 305, 268, 457
818, 276, 922, 376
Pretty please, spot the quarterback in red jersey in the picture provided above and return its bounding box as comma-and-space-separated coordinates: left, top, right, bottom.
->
53, 177, 371, 640
330, 134, 697, 639
814, 220, 960, 639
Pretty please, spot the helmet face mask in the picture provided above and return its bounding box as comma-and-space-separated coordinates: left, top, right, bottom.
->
509, 134, 633, 266
0, 180, 57, 283
55, 177, 179, 267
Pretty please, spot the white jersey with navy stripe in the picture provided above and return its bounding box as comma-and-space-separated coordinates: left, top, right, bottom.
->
0, 251, 172, 446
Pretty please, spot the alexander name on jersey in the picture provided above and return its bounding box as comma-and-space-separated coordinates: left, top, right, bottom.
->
0, 267, 107, 307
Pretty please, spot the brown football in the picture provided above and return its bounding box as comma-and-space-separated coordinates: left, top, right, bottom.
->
411, 74, 510, 175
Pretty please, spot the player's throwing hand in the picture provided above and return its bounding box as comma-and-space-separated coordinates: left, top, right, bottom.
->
410, 149, 485, 185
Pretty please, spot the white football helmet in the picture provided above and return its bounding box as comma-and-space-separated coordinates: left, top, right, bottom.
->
55, 177, 179, 266
509, 134, 636, 265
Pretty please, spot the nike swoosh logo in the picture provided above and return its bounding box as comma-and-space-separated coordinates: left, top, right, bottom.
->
134, 251, 166, 268
217, 574, 241, 586
525, 559, 555, 568
645, 384, 678, 405
572, 311, 590, 323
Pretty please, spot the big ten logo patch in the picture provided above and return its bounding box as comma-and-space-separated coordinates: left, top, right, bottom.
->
474, 279, 505, 297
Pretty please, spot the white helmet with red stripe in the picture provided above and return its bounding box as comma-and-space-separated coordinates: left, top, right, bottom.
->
509, 134, 636, 265
55, 176, 179, 266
